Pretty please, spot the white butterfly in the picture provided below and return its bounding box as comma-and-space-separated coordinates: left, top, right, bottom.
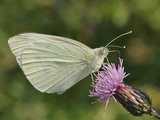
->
8, 31, 132, 94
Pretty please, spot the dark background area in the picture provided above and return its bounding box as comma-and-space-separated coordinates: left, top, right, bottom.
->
0, 0, 160, 120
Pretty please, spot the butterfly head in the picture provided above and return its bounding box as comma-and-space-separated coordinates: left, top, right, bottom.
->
97, 47, 109, 58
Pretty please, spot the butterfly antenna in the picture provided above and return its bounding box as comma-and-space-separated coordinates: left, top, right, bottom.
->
108, 45, 126, 49
105, 30, 132, 48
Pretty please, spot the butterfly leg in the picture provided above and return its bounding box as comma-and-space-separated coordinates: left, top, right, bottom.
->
103, 58, 110, 66
90, 73, 94, 82
106, 57, 110, 64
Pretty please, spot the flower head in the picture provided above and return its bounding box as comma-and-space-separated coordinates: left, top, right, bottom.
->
90, 58, 160, 119
90, 58, 129, 102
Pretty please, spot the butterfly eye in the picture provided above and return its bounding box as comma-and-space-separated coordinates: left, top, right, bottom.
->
98, 48, 108, 56
103, 48, 109, 56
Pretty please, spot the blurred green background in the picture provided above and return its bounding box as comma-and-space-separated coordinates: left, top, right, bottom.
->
0, 0, 160, 120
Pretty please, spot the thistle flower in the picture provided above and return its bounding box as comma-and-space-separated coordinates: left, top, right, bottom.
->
90, 58, 128, 103
90, 58, 160, 119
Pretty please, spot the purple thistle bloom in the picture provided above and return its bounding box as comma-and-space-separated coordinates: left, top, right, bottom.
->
90, 58, 129, 103
90, 58, 160, 119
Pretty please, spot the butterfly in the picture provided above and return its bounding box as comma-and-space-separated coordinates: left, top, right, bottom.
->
8, 31, 132, 94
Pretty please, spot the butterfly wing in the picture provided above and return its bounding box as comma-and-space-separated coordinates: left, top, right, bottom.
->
8, 33, 94, 94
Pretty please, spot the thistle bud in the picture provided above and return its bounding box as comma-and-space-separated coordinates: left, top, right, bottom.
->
114, 85, 160, 119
